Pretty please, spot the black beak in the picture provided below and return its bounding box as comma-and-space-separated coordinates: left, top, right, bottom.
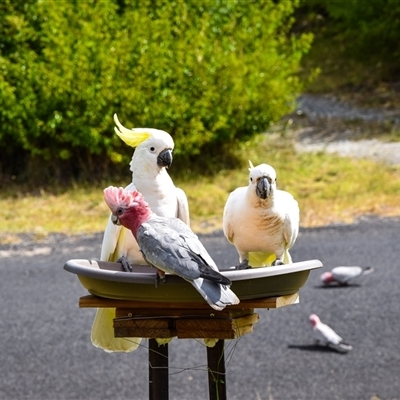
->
111, 214, 120, 225
256, 176, 271, 200
157, 148, 173, 168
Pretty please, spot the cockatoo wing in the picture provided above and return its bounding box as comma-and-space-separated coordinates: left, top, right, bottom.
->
314, 322, 352, 352
176, 187, 190, 227
280, 190, 300, 264
331, 266, 364, 283
222, 187, 245, 245
313, 322, 343, 346
137, 217, 226, 282
163, 217, 219, 271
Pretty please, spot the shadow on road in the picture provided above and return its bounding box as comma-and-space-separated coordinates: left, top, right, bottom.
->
312, 284, 361, 289
287, 344, 346, 354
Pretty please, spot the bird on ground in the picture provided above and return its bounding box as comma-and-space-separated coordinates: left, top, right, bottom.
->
91, 114, 190, 353
309, 314, 353, 353
320, 266, 374, 286
103, 186, 240, 311
223, 161, 299, 269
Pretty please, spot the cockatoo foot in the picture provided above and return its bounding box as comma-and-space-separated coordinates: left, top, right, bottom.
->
118, 255, 133, 272
155, 270, 166, 287
272, 258, 285, 266
235, 259, 252, 270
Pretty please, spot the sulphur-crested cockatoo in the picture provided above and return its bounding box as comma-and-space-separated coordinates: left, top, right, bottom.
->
223, 161, 299, 268
320, 266, 373, 286
91, 114, 190, 352
103, 186, 240, 310
309, 314, 353, 353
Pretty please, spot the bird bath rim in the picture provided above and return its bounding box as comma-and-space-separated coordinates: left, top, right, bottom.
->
64, 259, 322, 302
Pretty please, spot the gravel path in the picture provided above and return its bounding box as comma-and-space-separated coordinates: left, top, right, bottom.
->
293, 94, 400, 165
297, 94, 400, 124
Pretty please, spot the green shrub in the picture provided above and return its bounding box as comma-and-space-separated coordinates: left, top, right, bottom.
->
0, 0, 312, 184
299, 0, 400, 77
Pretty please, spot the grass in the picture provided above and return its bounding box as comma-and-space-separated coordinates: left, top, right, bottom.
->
1, 132, 400, 244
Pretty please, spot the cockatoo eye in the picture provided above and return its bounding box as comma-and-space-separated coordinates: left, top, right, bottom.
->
250, 177, 253, 182
149, 146, 156, 152
116, 207, 124, 215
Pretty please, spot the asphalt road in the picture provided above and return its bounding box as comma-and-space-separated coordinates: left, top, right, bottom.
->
0, 216, 399, 400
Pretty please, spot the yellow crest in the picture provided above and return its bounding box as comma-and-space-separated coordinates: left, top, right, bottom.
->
113, 113, 151, 148
248, 160, 255, 171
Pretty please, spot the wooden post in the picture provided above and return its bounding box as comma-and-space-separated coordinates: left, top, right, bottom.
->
207, 339, 227, 400
149, 339, 169, 400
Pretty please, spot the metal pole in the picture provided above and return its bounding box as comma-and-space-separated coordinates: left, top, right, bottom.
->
207, 339, 227, 400
148, 339, 169, 400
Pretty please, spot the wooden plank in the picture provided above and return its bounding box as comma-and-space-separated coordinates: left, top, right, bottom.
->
114, 318, 171, 329
112, 313, 259, 339
115, 308, 233, 318
78, 295, 227, 309
78, 293, 299, 310
177, 324, 254, 339
176, 313, 259, 331
276, 292, 299, 308
114, 327, 177, 338
112, 313, 258, 339
114, 308, 254, 319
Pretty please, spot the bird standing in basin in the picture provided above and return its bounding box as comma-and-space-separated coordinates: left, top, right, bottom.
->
309, 314, 353, 353
103, 186, 240, 311
91, 114, 190, 353
223, 161, 299, 269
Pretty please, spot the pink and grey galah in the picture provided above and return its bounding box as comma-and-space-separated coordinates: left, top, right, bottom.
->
320, 266, 374, 286
103, 186, 240, 311
309, 314, 352, 353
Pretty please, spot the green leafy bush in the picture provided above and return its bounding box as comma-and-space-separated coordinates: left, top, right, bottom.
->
0, 0, 312, 184
300, 0, 400, 77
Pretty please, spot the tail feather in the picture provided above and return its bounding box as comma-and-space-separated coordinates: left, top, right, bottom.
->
190, 278, 240, 310
198, 265, 231, 286
361, 266, 374, 276
91, 308, 141, 353
328, 341, 353, 353
283, 249, 293, 264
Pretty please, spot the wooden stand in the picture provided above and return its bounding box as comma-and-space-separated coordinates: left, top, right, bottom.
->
79, 293, 299, 400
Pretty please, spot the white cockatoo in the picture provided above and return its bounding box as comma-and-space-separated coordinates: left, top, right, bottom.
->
223, 161, 299, 269
309, 314, 353, 353
320, 266, 374, 286
91, 114, 190, 353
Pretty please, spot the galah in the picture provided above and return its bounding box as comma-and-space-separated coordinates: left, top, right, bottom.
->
223, 161, 299, 269
103, 186, 240, 310
321, 266, 374, 286
91, 114, 190, 353
309, 314, 353, 353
